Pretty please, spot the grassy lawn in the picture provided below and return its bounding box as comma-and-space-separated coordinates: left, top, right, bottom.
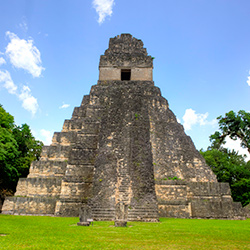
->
0, 215, 250, 249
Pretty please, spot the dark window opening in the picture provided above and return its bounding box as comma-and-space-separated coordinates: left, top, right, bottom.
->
121, 69, 131, 81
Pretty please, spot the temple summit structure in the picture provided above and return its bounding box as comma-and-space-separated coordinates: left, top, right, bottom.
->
2, 34, 246, 220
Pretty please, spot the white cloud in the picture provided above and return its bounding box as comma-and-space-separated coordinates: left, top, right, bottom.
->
59, 103, 70, 109
40, 129, 53, 145
247, 73, 250, 87
0, 57, 6, 66
247, 70, 250, 86
18, 85, 38, 115
224, 137, 250, 161
0, 71, 39, 115
0, 69, 17, 94
19, 19, 28, 33
5, 31, 44, 77
182, 108, 216, 131
93, 0, 115, 24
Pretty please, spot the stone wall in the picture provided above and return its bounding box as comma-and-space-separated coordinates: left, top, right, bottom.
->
99, 34, 153, 68
99, 34, 153, 82
3, 196, 57, 215
99, 67, 153, 81
148, 94, 217, 182
156, 180, 246, 219
131, 68, 152, 81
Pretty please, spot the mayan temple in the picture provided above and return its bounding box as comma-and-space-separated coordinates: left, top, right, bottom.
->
2, 34, 246, 220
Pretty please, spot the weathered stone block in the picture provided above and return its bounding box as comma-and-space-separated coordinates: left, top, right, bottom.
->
40, 145, 71, 161
74, 134, 98, 149
69, 149, 97, 165
78, 204, 92, 226
63, 165, 94, 182
52, 132, 77, 146
55, 200, 83, 217
81, 95, 90, 107
28, 161, 68, 178
59, 181, 92, 199
1, 197, 15, 214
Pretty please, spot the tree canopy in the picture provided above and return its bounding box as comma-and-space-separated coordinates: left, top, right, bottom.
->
0, 105, 43, 195
210, 110, 250, 153
201, 110, 250, 206
200, 148, 250, 206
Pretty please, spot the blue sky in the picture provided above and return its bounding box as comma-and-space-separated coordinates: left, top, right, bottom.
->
0, 0, 250, 160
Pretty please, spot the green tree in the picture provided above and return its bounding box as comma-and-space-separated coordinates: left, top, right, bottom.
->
0, 105, 43, 196
200, 148, 250, 206
210, 110, 250, 153
201, 110, 250, 206
0, 105, 19, 192
13, 124, 43, 178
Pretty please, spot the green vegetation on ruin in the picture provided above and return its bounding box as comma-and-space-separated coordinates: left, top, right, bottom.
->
0, 215, 250, 249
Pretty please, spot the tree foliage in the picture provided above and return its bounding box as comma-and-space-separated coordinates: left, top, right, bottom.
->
210, 110, 250, 153
201, 110, 250, 206
0, 105, 43, 195
201, 148, 250, 206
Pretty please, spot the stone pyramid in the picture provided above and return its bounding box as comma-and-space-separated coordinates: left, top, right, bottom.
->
2, 34, 246, 220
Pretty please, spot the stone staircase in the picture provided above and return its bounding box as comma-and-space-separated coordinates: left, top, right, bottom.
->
92, 208, 116, 221
2, 94, 100, 216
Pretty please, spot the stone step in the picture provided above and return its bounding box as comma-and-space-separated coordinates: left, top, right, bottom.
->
188, 182, 231, 196
72, 106, 87, 119
80, 95, 90, 107
120, 180, 129, 184
55, 200, 83, 217
68, 149, 97, 165
72, 102, 103, 116
73, 134, 98, 149
92, 208, 115, 212
118, 178, 129, 181
28, 160, 68, 178
118, 188, 128, 192
40, 145, 71, 161
190, 200, 246, 219
63, 165, 94, 182
62, 119, 100, 133
15, 177, 63, 197
116, 199, 130, 203
128, 211, 159, 216
128, 209, 158, 214
2, 196, 57, 215
92, 211, 115, 215
59, 181, 93, 200
128, 215, 158, 219
51, 131, 77, 146
158, 200, 188, 205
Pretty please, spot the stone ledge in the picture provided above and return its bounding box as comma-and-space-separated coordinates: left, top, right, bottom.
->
158, 200, 189, 205
97, 80, 154, 87
155, 180, 187, 185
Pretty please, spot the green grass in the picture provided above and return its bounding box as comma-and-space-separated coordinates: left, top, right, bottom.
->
0, 215, 250, 249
